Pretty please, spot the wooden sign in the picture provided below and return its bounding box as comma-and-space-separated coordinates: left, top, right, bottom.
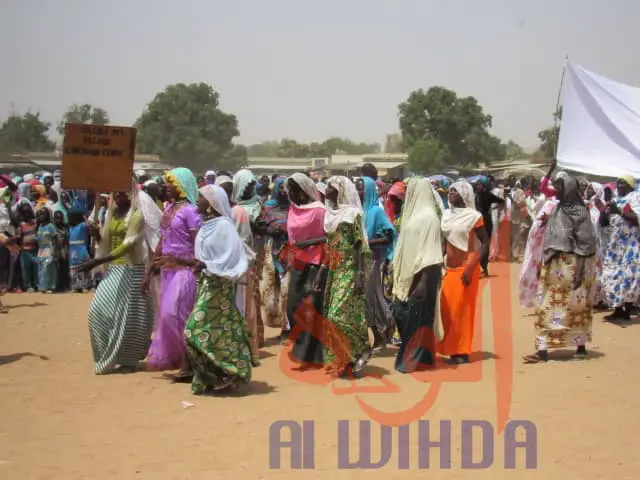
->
61, 124, 136, 192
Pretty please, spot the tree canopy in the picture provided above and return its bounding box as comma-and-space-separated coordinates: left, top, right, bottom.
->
398, 86, 505, 174
57, 103, 110, 136
384, 133, 404, 153
537, 107, 562, 159
0, 112, 55, 153
246, 137, 380, 158
135, 83, 240, 173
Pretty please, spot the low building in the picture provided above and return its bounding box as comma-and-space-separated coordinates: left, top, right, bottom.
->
0, 152, 173, 177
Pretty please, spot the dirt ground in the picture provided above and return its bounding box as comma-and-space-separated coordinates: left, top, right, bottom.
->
1, 264, 638, 479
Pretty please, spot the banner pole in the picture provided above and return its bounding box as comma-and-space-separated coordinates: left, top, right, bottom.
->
553, 55, 569, 157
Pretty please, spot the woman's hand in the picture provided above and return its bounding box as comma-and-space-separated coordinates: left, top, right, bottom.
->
461, 266, 474, 287
154, 255, 179, 269
311, 266, 326, 293
77, 258, 99, 274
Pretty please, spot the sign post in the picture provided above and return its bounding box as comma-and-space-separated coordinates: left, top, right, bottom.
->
61, 123, 136, 192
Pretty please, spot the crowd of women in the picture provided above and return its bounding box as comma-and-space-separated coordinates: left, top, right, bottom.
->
1, 161, 638, 392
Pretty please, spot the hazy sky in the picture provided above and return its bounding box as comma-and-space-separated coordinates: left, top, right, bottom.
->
1, 0, 638, 150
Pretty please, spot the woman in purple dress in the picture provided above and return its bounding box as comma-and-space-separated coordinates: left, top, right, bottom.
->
143, 168, 201, 377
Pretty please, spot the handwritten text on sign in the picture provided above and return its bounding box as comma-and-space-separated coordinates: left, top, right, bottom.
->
62, 124, 136, 192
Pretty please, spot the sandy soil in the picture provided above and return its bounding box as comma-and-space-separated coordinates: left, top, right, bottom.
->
1, 264, 638, 479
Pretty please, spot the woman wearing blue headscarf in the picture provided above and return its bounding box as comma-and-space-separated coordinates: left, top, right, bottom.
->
356, 177, 396, 347
144, 167, 201, 379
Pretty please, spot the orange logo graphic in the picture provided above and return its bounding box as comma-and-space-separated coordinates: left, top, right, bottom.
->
278, 261, 513, 433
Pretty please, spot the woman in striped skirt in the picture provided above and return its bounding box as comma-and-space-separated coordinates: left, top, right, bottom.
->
79, 189, 156, 374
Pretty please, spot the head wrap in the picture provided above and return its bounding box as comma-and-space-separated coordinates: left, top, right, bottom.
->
316, 182, 327, 196
215, 175, 232, 187
619, 175, 636, 190
324, 176, 366, 244
165, 167, 198, 204
384, 181, 406, 223
441, 181, 482, 252
543, 173, 596, 263
285, 173, 326, 245
392, 178, 443, 302
361, 176, 396, 260
195, 184, 248, 281
199, 185, 232, 219
232, 169, 261, 222
265, 177, 287, 207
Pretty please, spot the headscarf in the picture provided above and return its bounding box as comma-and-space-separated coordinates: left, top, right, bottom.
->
205, 170, 216, 184
543, 172, 596, 264
361, 176, 396, 260
384, 181, 406, 223
137, 190, 163, 252
23, 173, 34, 183
441, 180, 482, 252
32, 185, 48, 211
18, 182, 32, 201
199, 185, 232, 219
165, 167, 198, 204
215, 175, 232, 187
96, 178, 149, 265
362, 176, 395, 242
586, 182, 604, 226
195, 185, 248, 281
286, 173, 326, 244
619, 175, 636, 191
324, 176, 366, 242
316, 182, 327, 196
265, 177, 287, 207
392, 178, 443, 302
232, 169, 261, 222
52, 202, 68, 224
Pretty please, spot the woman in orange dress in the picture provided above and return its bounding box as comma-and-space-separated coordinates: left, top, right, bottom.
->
440, 181, 489, 365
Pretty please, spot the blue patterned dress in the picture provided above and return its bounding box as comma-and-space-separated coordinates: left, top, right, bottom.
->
602, 192, 640, 308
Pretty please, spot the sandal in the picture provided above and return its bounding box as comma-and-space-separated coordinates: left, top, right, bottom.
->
522, 351, 548, 364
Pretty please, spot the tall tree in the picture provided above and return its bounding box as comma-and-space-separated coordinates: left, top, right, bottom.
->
407, 137, 450, 175
537, 107, 562, 159
384, 133, 404, 153
0, 112, 55, 153
246, 137, 380, 158
135, 83, 240, 172
398, 86, 504, 169
504, 140, 527, 160
57, 103, 110, 135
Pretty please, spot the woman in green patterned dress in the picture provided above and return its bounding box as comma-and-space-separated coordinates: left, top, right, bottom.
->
181, 184, 254, 394
322, 176, 372, 377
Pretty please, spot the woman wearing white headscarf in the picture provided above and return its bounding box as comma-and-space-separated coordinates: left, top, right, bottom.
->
392, 177, 443, 373
177, 185, 254, 393
232, 169, 264, 357
440, 181, 489, 365
322, 176, 371, 377
285, 173, 328, 365
79, 183, 156, 374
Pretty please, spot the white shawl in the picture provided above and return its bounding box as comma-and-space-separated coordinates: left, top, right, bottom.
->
441, 180, 482, 252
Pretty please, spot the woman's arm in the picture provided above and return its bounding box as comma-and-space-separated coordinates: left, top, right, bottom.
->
368, 229, 394, 246
295, 236, 327, 249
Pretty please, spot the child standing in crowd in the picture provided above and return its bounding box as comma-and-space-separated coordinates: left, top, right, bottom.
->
53, 210, 70, 292
36, 208, 58, 293
68, 210, 93, 292
17, 203, 38, 292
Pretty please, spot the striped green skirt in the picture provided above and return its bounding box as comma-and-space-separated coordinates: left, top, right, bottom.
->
88, 264, 154, 374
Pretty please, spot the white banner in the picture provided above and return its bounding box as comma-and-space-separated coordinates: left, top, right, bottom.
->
557, 61, 640, 178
